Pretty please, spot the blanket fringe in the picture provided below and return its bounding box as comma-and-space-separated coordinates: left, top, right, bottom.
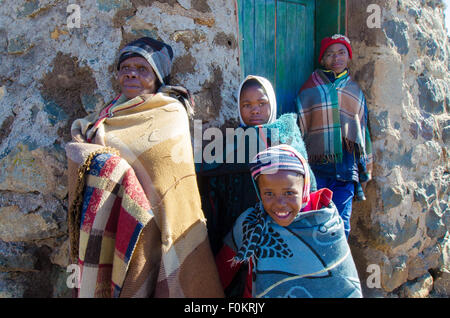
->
68, 146, 120, 264
228, 257, 246, 268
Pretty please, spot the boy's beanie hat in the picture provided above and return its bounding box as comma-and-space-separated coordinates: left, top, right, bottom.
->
249, 144, 311, 204
318, 34, 352, 63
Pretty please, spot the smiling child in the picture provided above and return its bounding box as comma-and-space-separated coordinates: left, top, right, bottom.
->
215, 144, 362, 298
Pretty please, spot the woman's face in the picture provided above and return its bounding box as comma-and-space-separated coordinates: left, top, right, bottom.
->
258, 170, 304, 227
239, 85, 271, 126
118, 56, 158, 99
320, 43, 349, 74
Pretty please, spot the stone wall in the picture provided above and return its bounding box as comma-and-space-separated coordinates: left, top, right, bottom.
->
347, 0, 449, 297
0, 0, 448, 297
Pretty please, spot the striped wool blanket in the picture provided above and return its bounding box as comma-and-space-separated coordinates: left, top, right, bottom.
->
67, 92, 224, 297
67, 148, 153, 297
296, 69, 373, 178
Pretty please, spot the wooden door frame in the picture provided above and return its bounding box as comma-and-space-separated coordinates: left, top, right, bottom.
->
314, 0, 347, 68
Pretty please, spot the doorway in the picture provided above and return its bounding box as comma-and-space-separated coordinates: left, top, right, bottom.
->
236, 0, 346, 114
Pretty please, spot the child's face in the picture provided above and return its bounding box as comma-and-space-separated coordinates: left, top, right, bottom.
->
258, 170, 304, 227
320, 43, 349, 74
239, 85, 271, 126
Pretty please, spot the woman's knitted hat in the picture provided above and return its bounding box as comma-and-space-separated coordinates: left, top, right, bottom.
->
318, 34, 352, 63
117, 37, 174, 85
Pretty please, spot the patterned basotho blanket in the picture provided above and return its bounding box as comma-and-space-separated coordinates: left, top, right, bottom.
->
67, 92, 224, 297
296, 69, 373, 179
67, 148, 153, 297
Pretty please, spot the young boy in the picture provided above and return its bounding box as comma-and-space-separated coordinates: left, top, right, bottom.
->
295, 34, 373, 238
215, 145, 362, 298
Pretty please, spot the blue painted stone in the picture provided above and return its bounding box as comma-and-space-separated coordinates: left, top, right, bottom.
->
16, 0, 39, 18
42, 100, 68, 125
96, 0, 131, 12
383, 20, 409, 55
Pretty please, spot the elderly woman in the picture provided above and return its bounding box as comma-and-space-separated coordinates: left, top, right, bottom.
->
66, 37, 223, 298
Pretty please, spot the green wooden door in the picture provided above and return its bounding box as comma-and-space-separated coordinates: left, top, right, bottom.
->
236, 0, 346, 115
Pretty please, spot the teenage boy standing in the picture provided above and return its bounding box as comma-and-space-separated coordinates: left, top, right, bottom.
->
295, 34, 373, 238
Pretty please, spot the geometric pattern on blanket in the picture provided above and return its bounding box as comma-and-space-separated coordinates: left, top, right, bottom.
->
77, 153, 153, 297
69, 93, 224, 298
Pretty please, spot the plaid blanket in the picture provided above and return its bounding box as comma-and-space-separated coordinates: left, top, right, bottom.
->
67, 149, 153, 297
296, 69, 373, 177
67, 92, 223, 297
220, 189, 363, 298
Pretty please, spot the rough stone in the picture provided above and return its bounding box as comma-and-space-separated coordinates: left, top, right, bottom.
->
39, 52, 96, 122
7, 36, 34, 55
381, 186, 404, 210
407, 244, 441, 280
426, 205, 447, 239
0, 272, 30, 298
0, 205, 59, 242
0, 246, 71, 298
383, 19, 409, 55
0, 240, 38, 272
443, 208, 450, 232
437, 235, 450, 272
0, 143, 67, 199
0, 115, 14, 144
347, 0, 449, 297
381, 255, 409, 292
420, 116, 437, 141
442, 124, 450, 144
49, 238, 70, 268
432, 270, 450, 296
171, 29, 207, 50
399, 272, 434, 298
417, 76, 446, 114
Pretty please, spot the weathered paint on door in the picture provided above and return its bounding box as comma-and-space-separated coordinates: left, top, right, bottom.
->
236, 0, 346, 115
314, 0, 347, 64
